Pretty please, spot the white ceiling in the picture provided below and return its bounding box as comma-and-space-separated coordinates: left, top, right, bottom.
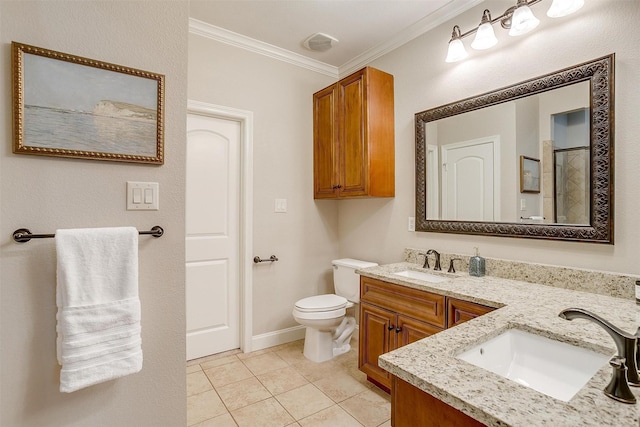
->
189, 0, 483, 75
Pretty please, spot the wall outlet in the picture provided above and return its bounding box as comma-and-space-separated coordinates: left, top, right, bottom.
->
408, 216, 415, 232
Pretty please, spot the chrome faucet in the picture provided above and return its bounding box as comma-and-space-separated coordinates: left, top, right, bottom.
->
559, 308, 639, 403
426, 249, 441, 271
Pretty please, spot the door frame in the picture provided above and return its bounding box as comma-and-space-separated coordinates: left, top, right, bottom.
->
440, 135, 501, 221
187, 100, 254, 353
426, 144, 439, 219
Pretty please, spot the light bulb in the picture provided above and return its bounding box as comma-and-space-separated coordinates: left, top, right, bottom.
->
509, 4, 540, 36
547, 0, 584, 18
471, 22, 498, 50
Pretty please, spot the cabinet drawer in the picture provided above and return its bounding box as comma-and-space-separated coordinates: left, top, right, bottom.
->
447, 297, 494, 329
360, 277, 445, 328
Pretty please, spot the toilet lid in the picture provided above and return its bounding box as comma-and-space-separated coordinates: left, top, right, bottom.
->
294, 294, 348, 312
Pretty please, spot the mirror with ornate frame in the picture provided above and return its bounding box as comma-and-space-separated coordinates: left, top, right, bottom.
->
415, 54, 614, 243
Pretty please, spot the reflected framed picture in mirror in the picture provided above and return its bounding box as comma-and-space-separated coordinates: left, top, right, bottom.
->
520, 156, 540, 193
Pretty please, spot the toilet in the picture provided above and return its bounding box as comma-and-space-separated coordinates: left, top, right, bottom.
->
293, 258, 378, 363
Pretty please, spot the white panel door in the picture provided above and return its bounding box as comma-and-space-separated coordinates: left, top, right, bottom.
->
441, 138, 497, 221
186, 113, 240, 360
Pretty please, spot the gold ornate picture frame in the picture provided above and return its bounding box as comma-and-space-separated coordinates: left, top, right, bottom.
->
12, 42, 165, 164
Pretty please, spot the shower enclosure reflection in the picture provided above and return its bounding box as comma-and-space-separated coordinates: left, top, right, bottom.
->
551, 108, 590, 225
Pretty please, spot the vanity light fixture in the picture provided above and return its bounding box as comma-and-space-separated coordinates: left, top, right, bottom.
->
471, 10, 498, 50
445, 0, 584, 62
445, 25, 468, 63
547, 0, 585, 17
508, 0, 540, 36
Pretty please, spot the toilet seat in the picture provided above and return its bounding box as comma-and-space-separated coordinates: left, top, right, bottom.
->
294, 294, 347, 312
293, 294, 347, 320
292, 307, 345, 320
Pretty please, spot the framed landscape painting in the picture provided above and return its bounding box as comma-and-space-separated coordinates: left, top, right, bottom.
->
12, 42, 165, 164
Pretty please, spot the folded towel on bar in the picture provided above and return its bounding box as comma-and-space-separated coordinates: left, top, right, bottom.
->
56, 227, 142, 393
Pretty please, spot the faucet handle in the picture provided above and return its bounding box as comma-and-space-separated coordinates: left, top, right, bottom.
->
604, 356, 637, 404
448, 258, 461, 273
420, 253, 430, 269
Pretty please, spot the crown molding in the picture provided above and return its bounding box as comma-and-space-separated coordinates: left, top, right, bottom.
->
338, 0, 485, 76
189, 0, 483, 79
189, 18, 339, 78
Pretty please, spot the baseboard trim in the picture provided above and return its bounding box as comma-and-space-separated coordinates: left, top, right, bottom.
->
249, 324, 361, 353
251, 325, 306, 352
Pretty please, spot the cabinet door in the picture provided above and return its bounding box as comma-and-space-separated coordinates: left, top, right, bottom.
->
447, 298, 494, 329
313, 84, 339, 199
392, 376, 484, 427
396, 314, 443, 348
338, 69, 368, 197
359, 302, 394, 389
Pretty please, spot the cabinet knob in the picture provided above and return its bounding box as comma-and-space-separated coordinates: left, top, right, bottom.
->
388, 325, 395, 331
332, 184, 343, 190
395, 327, 402, 333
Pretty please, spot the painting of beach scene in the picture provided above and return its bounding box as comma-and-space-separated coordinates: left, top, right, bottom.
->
12, 42, 164, 164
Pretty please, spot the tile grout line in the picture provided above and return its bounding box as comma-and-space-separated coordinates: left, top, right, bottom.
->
188, 339, 386, 426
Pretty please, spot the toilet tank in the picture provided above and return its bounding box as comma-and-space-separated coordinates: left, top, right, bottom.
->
332, 258, 378, 303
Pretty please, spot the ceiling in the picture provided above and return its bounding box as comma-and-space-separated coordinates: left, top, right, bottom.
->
189, 0, 483, 75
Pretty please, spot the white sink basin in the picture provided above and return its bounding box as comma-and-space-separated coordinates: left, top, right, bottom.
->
457, 329, 611, 402
393, 270, 448, 283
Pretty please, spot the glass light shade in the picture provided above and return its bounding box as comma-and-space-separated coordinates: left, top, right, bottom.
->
509, 5, 540, 36
547, 0, 584, 17
471, 22, 498, 50
445, 38, 468, 63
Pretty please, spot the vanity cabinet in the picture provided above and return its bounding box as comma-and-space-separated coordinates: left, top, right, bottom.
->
447, 297, 494, 328
358, 277, 445, 390
392, 377, 484, 427
313, 67, 395, 199
358, 277, 496, 394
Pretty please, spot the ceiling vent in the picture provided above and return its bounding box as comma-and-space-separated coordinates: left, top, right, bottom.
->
303, 33, 339, 52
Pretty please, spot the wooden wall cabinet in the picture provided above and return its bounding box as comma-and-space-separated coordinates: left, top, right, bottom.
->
358, 277, 445, 390
313, 67, 395, 199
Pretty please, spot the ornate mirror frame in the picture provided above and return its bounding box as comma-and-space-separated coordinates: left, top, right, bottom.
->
415, 54, 614, 243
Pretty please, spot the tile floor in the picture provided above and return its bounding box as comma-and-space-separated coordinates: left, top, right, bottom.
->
186, 339, 391, 427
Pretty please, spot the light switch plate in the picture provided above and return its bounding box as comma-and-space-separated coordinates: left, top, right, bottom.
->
408, 217, 415, 232
127, 182, 159, 210
274, 198, 287, 213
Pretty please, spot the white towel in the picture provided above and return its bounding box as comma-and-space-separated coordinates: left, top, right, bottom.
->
56, 227, 142, 393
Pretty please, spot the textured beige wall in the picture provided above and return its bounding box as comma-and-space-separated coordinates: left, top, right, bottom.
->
339, 0, 640, 276
188, 34, 340, 336
0, 2, 188, 426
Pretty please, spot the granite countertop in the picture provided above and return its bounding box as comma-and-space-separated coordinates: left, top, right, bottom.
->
357, 262, 640, 426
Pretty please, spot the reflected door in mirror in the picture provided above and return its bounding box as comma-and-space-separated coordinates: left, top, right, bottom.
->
441, 138, 498, 221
